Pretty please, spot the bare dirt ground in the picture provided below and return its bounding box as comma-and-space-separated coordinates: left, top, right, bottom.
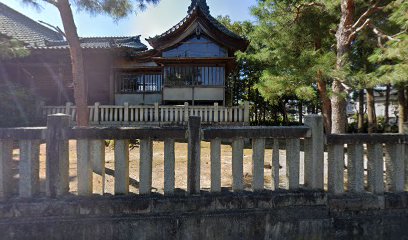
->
10, 140, 331, 196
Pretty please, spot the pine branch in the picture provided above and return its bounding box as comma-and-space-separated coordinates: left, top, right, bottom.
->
351, 0, 384, 31
293, 2, 325, 23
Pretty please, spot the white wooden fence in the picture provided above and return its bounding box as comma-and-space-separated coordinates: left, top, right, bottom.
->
42, 102, 250, 125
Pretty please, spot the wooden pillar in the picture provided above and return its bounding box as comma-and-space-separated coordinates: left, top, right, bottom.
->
0, 140, 13, 199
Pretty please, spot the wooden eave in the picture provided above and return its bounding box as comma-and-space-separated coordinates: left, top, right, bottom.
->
147, 9, 249, 53
151, 57, 235, 65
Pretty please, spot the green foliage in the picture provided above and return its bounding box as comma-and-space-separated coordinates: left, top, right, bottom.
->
242, 0, 339, 105
0, 37, 30, 60
21, 0, 160, 19
0, 84, 43, 127
368, 0, 408, 85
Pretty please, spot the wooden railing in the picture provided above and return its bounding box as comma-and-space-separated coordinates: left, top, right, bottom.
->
0, 115, 407, 200
42, 102, 250, 125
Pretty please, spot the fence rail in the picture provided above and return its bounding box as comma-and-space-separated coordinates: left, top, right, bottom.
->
42, 102, 250, 125
0, 114, 407, 200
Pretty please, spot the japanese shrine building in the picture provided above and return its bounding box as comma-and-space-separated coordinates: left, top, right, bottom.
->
0, 0, 248, 106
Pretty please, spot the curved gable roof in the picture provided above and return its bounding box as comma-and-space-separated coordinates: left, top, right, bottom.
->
146, 0, 248, 52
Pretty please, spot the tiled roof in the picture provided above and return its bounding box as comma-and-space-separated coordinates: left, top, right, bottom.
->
148, 0, 244, 42
0, 2, 147, 51
0, 2, 63, 47
43, 36, 147, 50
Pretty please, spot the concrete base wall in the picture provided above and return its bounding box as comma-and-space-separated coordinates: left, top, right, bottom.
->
0, 191, 407, 240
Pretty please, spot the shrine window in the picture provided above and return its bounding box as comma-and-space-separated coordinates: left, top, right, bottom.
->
164, 65, 225, 87
116, 73, 162, 93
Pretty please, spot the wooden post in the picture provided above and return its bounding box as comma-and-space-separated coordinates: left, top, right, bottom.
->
46, 114, 70, 198
65, 102, 73, 115
93, 102, 100, 124
19, 140, 40, 198
244, 101, 250, 124
187, 116, 201, 194
164, 139, 175, 195
210, 138, 221, 192
252, 138, 265, 191
77, 139, 93, 196
0, 140, 13, 199
154, 103, 159, 122
124, 102, 129, 123
114, 140, 129, 195
139, 139, 153, 195
214, 102, 219, 123
304, 115, 324, 190
184, 102, 189, 123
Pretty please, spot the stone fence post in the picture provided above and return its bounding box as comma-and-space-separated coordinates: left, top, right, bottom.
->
187, 116, 201, 194
46, 114, 70, 198
404, 122, 408, 191
304, 115, 324, 190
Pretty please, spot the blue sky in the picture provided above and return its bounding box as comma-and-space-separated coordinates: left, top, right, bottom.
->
2, 0, 256, 46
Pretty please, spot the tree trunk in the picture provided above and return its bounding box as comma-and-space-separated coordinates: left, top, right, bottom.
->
56, 0, 89, 126
317, 73, 332, 133
366, 88, 377, 133
384, 84, 390, 124
332, 0, 355, 133
398, 85, 406, 133
358, 89, 365, 133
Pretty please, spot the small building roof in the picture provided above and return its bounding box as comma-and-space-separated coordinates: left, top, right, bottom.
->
43, 36, 147, 50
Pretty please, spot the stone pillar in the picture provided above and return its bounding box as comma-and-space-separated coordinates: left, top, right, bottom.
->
77, 139, 93, 196
19, 140, 40, 198
252, 138, 265, 191
0, 140, 13, 199
46, 114, 70, 198
210, 138, 221, 192
139, 139, 153, 195
328, 144, 344, 194
232, 138, 244, 191
404, 123, 408, 191
187, 116, 201, 194
114, 140, 129, 195
164, 139, 175, 195
304, 115, 324, 190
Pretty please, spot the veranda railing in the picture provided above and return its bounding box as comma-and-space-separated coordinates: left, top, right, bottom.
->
42, 102, 251, 125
